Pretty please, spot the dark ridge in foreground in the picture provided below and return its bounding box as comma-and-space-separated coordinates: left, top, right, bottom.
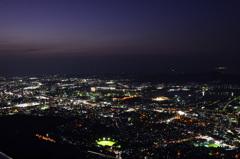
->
0, 115, 86, 159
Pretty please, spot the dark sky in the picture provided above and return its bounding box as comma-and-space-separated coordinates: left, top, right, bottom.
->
0, 0, 239, 76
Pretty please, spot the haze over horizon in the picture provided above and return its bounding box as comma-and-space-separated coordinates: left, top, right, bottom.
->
0, 0, 239, 76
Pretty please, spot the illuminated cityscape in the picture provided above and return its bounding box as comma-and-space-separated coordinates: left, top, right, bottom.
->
0, 0, 240, 158
0, 74, 240, 158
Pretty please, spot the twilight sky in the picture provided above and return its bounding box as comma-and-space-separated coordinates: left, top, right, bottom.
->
0, 0, 239, 76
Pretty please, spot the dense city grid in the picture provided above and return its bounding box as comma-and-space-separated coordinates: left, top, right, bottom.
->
0, 74, 240, 158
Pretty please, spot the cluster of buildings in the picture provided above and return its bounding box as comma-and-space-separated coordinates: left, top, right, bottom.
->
0, 75, 240, 158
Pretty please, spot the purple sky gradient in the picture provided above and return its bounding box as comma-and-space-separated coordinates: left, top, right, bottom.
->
0, 0, 239, 75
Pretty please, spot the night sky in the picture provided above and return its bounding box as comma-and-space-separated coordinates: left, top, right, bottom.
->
0, 0, 239, 76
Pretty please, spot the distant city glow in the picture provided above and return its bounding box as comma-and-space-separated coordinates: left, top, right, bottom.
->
1, 74, 240, 158
152, 96, 169, 101
177, 111, 185, 115
15, 102, 40, 107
